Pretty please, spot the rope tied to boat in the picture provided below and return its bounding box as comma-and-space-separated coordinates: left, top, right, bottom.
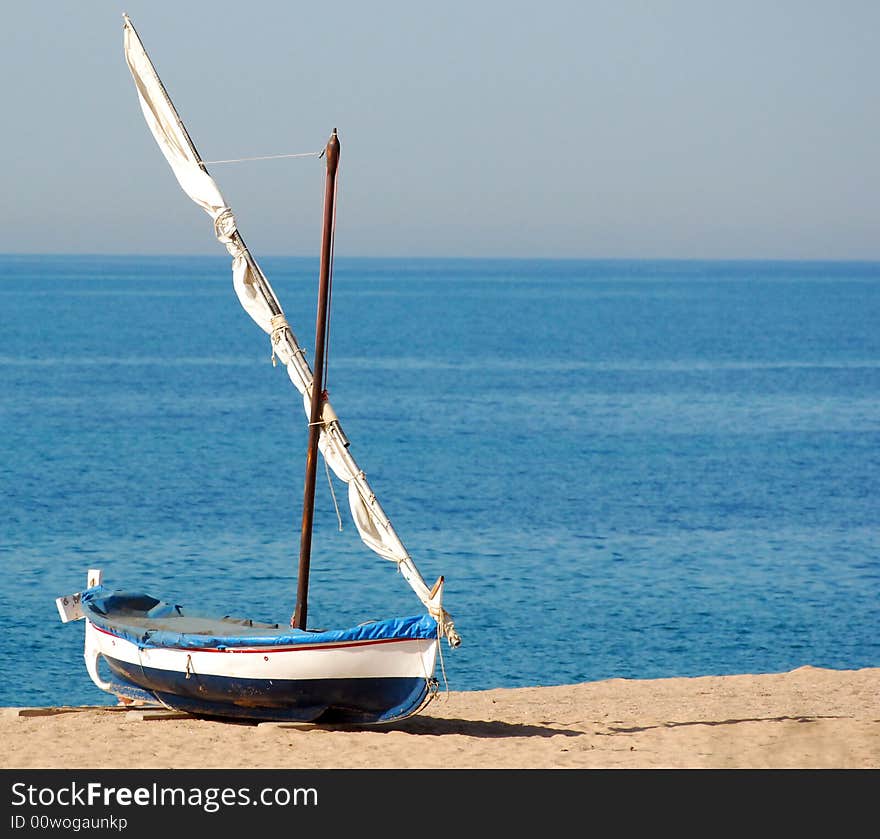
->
435, 624, 451, 695
213, 207, 237, 243
437, 612, 461, 649
270, 314, 290, 367
213, 207, 246, 263
324, 456, 344, 531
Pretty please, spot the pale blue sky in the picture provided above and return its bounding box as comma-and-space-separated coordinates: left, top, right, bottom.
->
2, 1, 878, 259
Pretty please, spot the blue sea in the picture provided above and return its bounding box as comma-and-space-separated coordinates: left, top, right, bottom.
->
1, 254, 878, 708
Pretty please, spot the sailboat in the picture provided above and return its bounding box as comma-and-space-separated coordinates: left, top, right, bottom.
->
55, 14, 460, 724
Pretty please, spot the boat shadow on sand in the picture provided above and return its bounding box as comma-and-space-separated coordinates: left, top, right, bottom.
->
266, 717, 582, 739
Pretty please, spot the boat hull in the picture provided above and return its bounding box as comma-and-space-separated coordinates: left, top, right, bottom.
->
62, 582, 442, 724
91, 622, 438, 723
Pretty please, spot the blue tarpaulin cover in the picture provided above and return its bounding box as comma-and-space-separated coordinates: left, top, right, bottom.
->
81, 586, 438, 650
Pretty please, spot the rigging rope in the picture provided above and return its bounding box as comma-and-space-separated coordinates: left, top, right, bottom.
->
202, 150, 322, 164
435, 624, 451, 695
324, 456, 344, 532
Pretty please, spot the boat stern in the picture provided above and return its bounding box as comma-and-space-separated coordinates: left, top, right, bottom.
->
54, 568, 103, 623
56, 569, 160, 707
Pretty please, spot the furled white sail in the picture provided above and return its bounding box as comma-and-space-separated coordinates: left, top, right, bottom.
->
122, 14, 459, 648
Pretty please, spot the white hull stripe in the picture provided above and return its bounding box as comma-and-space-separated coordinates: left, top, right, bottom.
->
91, 621, 438, 681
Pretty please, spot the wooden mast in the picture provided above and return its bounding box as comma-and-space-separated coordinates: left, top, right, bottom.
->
292, 129, 340, 629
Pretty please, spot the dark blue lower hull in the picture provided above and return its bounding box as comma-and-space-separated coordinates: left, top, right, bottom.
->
104, 655, 435, 724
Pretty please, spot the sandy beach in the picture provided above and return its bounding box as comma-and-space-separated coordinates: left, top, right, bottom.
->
1, 665, 877, 769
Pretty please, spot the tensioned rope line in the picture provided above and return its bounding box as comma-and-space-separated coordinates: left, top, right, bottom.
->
202, 150, 322, 164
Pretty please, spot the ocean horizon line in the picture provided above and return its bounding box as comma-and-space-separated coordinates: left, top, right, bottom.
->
3, 252, 880, 266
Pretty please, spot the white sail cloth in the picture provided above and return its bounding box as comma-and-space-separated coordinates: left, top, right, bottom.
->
122, 15, 459, 647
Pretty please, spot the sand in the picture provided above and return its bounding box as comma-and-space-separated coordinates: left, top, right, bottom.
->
2, 666, 877, 769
